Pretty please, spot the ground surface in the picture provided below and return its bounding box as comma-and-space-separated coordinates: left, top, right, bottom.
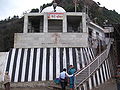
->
0, 79, 118, 90
92, 79, 117, 90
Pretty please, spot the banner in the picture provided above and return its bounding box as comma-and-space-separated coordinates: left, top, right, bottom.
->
48, 13, 64, 20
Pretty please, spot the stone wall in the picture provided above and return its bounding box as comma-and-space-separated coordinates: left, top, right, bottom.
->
14, 33, 88, 48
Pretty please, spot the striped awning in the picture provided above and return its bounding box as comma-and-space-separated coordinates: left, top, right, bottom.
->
5, 47, 96, 82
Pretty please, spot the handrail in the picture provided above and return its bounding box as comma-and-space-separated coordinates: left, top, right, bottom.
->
74, 39, 111, 89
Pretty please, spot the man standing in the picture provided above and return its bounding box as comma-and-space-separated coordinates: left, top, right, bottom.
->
59, 68, 73, 90
4, 71, 10, 90
68, 65, 76, 90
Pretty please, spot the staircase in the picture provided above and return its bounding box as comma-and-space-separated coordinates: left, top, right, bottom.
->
74, 40, 112, 90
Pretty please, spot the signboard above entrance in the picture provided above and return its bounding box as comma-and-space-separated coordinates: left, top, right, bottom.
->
48, 13, 64, 20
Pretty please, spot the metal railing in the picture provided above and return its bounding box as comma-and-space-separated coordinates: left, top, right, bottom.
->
74, 40, 111, 89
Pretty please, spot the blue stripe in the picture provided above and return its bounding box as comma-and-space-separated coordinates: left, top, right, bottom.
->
60, 48, 63, 72
38, 48, 43, 81
53, 48, 56, 79
32, 48, 37, 81
6, 49, 12, 72
11, 48, 19, 82
25, 48, 31, 82
66, 48, 70, 71
18, 48, 24, 82
46, 48, 50, 80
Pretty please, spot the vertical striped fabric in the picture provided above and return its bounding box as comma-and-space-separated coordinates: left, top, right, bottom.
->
5, 47, 96, 82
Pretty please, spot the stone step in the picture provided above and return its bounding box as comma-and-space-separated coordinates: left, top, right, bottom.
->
0, 81, 70, 90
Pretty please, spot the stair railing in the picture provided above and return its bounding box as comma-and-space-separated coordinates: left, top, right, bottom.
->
74, 39, 111, 89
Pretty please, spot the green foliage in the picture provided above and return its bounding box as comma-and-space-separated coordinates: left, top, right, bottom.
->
0, 17, 23, 51
30, 8, 39, 13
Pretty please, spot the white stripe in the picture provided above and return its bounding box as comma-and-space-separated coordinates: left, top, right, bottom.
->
102, 63, 107, 81
78, 86, 82, 90
49, 48, 53, 80
105, 60, 110, 79
81, 48, 85, 68
85, 48, 91, 63
63, 48, 67, 69
89, 77, 92, 90
106, 59, 111, 78
90, 48, 95, 59
35, 48, 40, 81
96, 70, 100, 85
100, 66, 104, 84
83, 82, 87, 90
9, 49, 16, 81
14, 49, 22, 82
75, 48, 80, 70
93, 74, 97, 87
69, 48, 73, 65
83, 48, 88, 65
42, 48, 47, 81
56, 48, 60, 78
88, 48, 93, 61
28, 49, 34, 81
4, 51, 10, 77
21, 49, 28, 82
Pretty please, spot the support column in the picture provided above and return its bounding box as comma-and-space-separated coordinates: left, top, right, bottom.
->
105, 60, 110, 79
23, 15, 28, 33
43, 13, 48, 32
82, 13, 87, 33
83, 82, 87, 90
93, 73, 97, 87
100, 66, 104, 84
89, 77, 92, 90
63, 14, 67, 32
102, 63, 107, 81
96, 70, 100, 85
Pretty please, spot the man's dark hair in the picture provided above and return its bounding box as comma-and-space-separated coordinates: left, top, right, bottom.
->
63, 68, 66, 71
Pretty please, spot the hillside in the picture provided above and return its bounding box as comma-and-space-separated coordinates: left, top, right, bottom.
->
0, 0, 120, 51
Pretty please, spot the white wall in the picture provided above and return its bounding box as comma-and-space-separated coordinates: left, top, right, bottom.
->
14, 33, 89, 48
0, 52, 8, 82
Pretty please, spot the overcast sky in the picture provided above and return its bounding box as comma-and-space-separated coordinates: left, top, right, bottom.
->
0, 0, 120, 20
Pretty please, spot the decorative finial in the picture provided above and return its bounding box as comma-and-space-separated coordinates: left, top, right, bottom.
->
53, 2, 57, 12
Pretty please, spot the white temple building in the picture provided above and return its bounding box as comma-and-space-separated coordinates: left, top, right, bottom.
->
0, 3, 114, 90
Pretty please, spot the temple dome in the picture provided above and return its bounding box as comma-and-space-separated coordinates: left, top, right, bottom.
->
41, 6, 66, 13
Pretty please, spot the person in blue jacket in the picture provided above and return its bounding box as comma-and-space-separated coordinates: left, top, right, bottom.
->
68, 65, 76, 90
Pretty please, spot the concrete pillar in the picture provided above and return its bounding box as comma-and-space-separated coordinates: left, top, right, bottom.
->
43, 13, 48, 32
89, 77, 92, 90
93, 73, 97, 87
23, 15, 28, 33
82, 13, 87, 33
102, 63, 107, 81
63, 14, 67, 32
83, 82, 87, 90
105, 60, 110, 79
106, 59, 111, 78
100, 66, 104, 84
96, 70, 100, 85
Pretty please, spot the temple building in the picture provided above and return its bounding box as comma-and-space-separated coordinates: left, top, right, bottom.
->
0, 3, 114, 90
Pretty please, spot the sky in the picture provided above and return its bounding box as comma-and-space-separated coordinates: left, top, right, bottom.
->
0, 0, 120, 20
